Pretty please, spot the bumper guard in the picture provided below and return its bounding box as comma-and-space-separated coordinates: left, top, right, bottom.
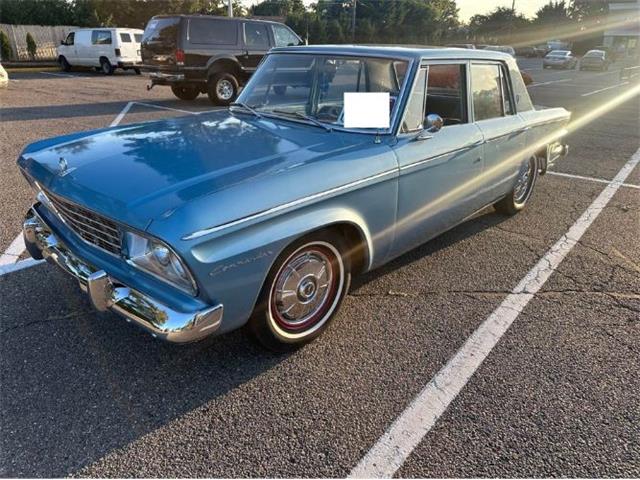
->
23, 207, 223, 343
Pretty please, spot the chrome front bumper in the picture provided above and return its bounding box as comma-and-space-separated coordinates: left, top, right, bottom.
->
23, 207, 223, 343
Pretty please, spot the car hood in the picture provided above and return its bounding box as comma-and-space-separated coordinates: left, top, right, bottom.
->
19, 110, 367, 231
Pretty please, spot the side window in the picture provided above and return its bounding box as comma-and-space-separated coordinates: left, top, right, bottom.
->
119, 33, 132, 43
508, 64, 534, 112
272, 24, 300, 47
471, 63, 503, 121
65, 32, 75, 46
189, 18, 237, 45
92, 30, 112, 45
245, 23, 270, 48
401, 67, 427, 133
134, 33, 142, 43
425, 64, 467, 125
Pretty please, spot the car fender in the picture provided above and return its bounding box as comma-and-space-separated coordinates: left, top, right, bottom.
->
205, 54, 243, 76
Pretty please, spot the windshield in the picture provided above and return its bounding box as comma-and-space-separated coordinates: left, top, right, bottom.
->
236, 53, 409, 130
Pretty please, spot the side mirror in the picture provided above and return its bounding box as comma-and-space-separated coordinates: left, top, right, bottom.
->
414, 114, 444, 141
60, 40, 65, 45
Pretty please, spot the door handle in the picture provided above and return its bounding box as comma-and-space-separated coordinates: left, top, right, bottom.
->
473, 157, 482, 163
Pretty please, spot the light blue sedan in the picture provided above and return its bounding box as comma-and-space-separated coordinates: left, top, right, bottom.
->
19, 46, 570, 350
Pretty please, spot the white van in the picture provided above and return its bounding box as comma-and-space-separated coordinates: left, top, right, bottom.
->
57, 28, 144, 75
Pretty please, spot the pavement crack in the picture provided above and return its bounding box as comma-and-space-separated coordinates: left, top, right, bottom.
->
0, 311, 87, 335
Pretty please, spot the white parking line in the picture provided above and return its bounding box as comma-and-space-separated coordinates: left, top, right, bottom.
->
133, 101, 199, 115
547, 170, 640, 189
582, 82, 629, 97
0, 234, 27, 266
40, 71, 74, 77
0, 258, 44, 277
109, 101, 134, 127
350, 147, 640, 479
528, 78, 573, 87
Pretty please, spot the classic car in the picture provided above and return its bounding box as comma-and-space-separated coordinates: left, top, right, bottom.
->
19, 46, 570, 351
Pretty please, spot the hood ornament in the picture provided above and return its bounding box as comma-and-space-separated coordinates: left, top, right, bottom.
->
58, 157, 75, 177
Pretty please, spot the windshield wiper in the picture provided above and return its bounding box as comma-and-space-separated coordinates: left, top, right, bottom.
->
229, 102, 262, 118
268, 109, 332, 132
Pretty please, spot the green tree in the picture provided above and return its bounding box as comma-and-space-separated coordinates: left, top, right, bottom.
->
0, 30, 12, 61
535, 1, 570, 24
327, 18, 345, 43
26, 32, 37, 59
469, 7, 530, 44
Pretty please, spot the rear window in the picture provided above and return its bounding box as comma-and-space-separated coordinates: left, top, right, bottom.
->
120, 33, 132, 43
189, 18, 237, 45
244, 23, 269, 48
143, 17, 180, 44
134, 33, 142, 43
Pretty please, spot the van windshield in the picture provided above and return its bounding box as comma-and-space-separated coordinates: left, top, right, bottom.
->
143, 17, 179, 44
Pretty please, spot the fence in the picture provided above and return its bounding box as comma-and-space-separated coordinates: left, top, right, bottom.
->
0, 24, 77, 61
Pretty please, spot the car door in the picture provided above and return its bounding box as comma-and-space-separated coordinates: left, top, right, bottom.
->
469, 62, 527, 204
74, 30, 92, 65
59, 32, 76, 61
90, 29, 113, 66
390, 62, 485, 257
241, 22, 271, 72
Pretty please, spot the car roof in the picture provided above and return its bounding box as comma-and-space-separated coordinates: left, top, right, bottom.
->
72, 27, 143, 32
151, 14, 281, 24
270, 44, 513, 61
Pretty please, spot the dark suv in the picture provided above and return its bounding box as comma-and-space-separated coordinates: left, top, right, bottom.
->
141, 15, 302, 105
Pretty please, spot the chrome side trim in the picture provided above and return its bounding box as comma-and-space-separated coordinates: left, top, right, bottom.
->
23, 207, 223, 343
399, 142, 483, 173
183, 168, 398, 240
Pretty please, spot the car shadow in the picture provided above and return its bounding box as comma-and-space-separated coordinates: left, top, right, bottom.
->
0, 98, 218, 122
0, 207, 509, 477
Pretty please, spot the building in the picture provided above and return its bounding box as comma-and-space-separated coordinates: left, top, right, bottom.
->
603, 0, 640, 56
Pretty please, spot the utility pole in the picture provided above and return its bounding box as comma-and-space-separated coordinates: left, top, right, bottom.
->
228, 0, 233, 17
351, 0, 357, 43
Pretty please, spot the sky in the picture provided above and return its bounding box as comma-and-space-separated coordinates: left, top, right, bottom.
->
240, 0, 553, 22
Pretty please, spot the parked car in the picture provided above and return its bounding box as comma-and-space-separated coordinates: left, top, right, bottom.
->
57, 28, 144, 75
19, 46, 570, 350
543, 50, 577, 69
580, 49, 611, 71
0, 62, 7, 88
140, 15, 302, 105
592, 45, 616, 62
515, 46, 537, 57
445, 43, 476, 49
483, 45, 516, 56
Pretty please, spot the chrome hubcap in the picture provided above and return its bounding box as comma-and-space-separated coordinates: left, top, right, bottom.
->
272, 247, 336, 330
514, 158, 535, 203
217, 79, 234, 100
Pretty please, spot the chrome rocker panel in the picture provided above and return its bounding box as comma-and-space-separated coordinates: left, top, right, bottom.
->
23, 207, 223, 343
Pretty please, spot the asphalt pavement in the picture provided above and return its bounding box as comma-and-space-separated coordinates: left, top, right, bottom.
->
0, 58, 638, 477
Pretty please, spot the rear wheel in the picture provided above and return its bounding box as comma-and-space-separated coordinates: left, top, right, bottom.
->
59, 56, 71, 72
249, 231, 351, 352
207, 72, 239, 106
171, 84, 200, 101
494, 156, 538, 215
134, 68, 141, 75
100, 58, 114, 75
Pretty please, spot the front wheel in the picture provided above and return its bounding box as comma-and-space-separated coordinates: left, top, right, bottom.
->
59, 56, 71, 72
249, 232, 351, 351
494, 156, 539, 215
171, 84, 200, 101
207, 72, 239, 106
134, 68, 141, 75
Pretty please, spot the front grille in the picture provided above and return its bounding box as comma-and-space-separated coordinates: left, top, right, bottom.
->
45, 190, 122, 255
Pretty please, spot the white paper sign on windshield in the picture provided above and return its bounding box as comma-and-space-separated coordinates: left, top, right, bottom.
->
343, 92, 390, 129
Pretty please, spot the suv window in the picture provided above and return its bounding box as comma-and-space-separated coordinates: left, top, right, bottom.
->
120, 33, 132, 43
92, 30, 112, 45
64, 32, 75, 46
143, 17, 180, 45
272, 24, 300, 47
190, 18, 237, 45
471, 63, 503, 121
425, 64, 467, 125
244, 23, 269, 48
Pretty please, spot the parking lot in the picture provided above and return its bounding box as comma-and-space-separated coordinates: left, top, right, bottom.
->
1, 58, 639, 477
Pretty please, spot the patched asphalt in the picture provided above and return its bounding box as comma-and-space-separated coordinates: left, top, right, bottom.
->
0, 59, 638, 477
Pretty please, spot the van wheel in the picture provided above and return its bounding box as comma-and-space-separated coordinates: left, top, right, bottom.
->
494, 156, 538, 215
171, 84, 200, 101
59, 56, 71, 72
100, 58, 114, 75
207, 72, 238, 106
134, 68, 141, 75
249, 231, 351, 352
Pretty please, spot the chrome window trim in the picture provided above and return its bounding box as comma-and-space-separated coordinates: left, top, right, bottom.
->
398, 140, 483, 173
182, 168, 398, 240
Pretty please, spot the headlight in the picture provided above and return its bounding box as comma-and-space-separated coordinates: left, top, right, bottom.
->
124, 231, 197, 295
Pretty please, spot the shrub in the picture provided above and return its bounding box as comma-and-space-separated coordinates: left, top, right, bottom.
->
26, 32, 37, 59
0, 30, 11, 61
